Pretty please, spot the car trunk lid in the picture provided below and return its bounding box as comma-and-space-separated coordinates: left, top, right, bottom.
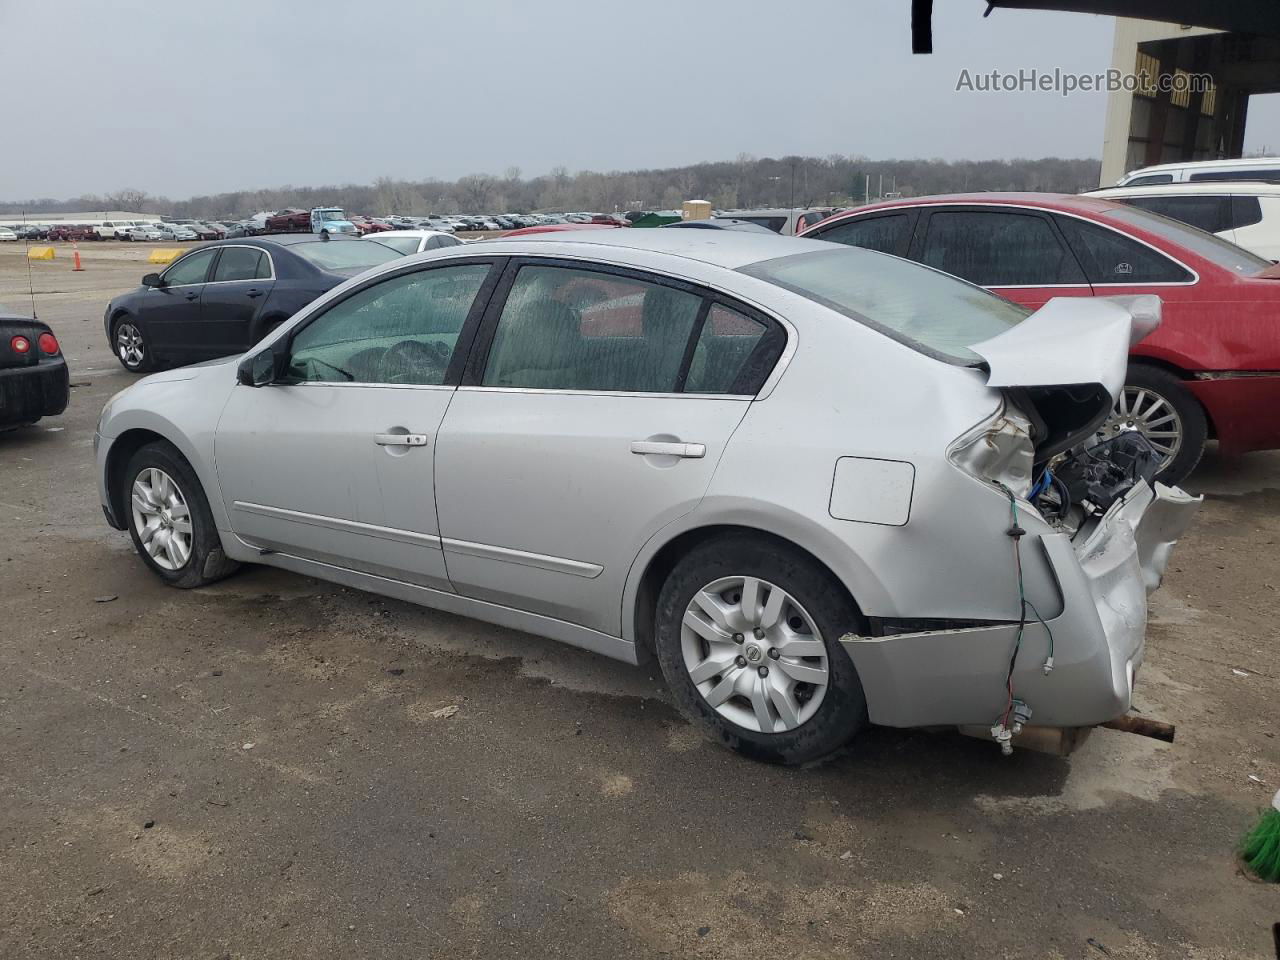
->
969, 295, 1161, 459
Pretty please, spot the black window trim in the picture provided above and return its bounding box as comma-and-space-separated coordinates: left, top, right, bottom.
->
459, 255, 787, 398
269, 255, 508, 388
909, 204, 1090, 289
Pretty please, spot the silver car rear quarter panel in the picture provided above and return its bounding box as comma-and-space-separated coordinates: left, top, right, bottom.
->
841, 482, 1201, 729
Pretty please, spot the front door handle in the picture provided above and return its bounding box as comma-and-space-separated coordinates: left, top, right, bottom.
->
184, 291, 199, 301
374, 433, 429, 447
630, 440, 705, 459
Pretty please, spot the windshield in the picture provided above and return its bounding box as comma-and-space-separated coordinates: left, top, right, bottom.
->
315, 210, 346, 221
740, 247, 1028, 363
1102, 205, 1270, 275
291, 240, 401, 271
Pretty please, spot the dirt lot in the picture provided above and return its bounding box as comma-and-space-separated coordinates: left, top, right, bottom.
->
1, 243, 1277, 960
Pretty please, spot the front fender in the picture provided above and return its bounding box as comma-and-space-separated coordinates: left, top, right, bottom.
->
99, 370, 238, 533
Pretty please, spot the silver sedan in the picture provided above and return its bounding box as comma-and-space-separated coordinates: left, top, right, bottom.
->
94, 231, 1199, 764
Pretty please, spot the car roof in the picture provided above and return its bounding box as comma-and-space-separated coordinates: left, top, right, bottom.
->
1088, 181, 1280, 198
814, 192, 1126, 220
1124, 157, 1280, 175
481, 225, 833, 269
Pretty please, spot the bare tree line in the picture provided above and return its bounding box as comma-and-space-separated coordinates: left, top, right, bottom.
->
1, 154, 1102, 218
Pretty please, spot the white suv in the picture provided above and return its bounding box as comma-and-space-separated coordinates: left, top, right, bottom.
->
1087, 182, 1280, 261
1114, 157, 1280, 187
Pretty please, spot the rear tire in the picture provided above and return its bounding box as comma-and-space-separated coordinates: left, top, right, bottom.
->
122, 441, 240, 588
654, 534, 868, 764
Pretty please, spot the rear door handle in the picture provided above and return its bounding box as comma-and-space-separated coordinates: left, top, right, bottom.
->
374, 433, 429, 447
630, 440, 705, 459
246, 289, 263, 299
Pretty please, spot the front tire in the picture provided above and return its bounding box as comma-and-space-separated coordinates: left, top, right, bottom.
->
1097, 365, 1207, 486
654, 534, 868, 764
113, 318, 155, 373
123, 441, 239, 588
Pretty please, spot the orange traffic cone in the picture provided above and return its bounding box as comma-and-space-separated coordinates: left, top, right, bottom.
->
72, 241, 84, 272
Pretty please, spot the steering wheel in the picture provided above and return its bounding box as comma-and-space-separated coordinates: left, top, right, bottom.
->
380, 339, 451, 384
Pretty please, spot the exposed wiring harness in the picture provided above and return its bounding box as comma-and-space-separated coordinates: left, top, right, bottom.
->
993, 483, 1057, 749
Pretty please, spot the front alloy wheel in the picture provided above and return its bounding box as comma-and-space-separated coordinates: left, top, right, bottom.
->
681, 576, 829, 733
115, 321, 148, 371
130, 467, 193, 571
122, 441, 240, 588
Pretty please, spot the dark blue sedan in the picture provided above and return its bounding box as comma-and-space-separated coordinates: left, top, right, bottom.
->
103, 235, 401, 372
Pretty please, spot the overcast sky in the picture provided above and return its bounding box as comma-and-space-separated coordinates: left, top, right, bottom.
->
2, 0, 1277, 200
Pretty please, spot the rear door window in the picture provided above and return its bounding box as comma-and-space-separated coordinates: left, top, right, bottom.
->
481, 265, 702, 392
917, 210, 1085, 286
212, 247, 268, 282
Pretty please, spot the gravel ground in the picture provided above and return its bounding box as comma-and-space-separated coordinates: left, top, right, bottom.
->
1, 245, 1277, 960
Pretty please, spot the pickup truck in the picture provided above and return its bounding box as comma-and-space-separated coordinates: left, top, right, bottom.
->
263, 207, 358, 236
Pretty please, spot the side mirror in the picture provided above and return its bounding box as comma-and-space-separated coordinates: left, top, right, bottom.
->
237, 349, 279, 387
141, 272, 163, 288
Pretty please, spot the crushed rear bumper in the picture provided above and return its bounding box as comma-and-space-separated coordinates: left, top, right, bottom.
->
839, 481, 1200, 731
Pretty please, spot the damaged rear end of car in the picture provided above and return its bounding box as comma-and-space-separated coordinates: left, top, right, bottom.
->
840, 294, 1200, 755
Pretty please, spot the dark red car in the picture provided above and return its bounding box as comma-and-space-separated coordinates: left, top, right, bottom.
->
47, 224, 100, 242
500, 223, 623, 237
801, 193, 1280, 483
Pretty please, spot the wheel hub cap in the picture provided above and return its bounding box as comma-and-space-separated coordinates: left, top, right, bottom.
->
680, 576, 829, 734
130, 467, 193, 571
117, 324, 144, 366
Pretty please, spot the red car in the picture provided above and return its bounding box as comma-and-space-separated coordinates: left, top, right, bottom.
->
801, 193, 1280, 483
47, 224, 100, 242
500, 223, 623, 237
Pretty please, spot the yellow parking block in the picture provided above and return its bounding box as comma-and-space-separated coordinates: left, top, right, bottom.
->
26, 246, 55, 260
148, 248, 184, 264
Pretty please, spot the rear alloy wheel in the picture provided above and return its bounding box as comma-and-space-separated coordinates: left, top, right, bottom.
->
1096, 366, 1207, 486
114, 319, 152, 372
655, 535, 867, 764
123, 441, 239, 588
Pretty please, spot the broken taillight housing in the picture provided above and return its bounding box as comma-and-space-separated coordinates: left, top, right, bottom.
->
947, 398, 1035, 499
